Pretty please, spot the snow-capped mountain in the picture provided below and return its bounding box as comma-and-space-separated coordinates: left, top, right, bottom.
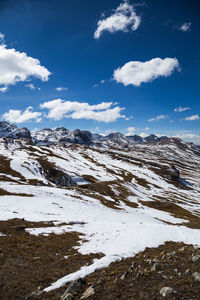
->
0, 121, 31, 140
0, 122, 199, 159
0, 122, 197, 153
32, 127, 93, 145
32, 127, 162, 147
30, 125, 190, 150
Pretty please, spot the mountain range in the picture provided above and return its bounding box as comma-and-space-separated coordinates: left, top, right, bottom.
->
0, 121, 197, 150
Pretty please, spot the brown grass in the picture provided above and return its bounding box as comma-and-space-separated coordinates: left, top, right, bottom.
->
140, 200, 200, 229
0, 219, 103, 300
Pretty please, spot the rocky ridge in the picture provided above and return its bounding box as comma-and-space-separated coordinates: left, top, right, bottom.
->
0, 121, 31, 140
0, 122, 199, 153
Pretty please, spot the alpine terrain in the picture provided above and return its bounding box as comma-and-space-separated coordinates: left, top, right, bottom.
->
0, 121, 200, 300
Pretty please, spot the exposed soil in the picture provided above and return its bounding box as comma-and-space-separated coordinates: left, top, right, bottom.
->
0, 219, 103, 300
0, 155, 25, 182
1, 220, 200, 300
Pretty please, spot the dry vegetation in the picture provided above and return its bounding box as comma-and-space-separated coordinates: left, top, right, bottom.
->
0, 219, 103, 300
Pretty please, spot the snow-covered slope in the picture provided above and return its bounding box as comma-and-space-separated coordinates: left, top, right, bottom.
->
0, 131, 200, 291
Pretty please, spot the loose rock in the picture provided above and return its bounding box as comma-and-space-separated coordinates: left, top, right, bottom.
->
166, 251, 176, 257
191, 255, 199, 262
160, 287, 175, 297
61, 294, 74, 300
61, 278, 85, 300
151, 263, 161, 271
120, 271, 129, 280
25, 287, 43, 299
193, 272, 200, 282
81, 286, 95, 299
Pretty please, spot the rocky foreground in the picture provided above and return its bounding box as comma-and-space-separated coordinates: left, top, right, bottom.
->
0, 219, 200, 300
55, 242, 200, 300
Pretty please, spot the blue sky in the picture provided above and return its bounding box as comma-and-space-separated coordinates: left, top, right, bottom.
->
0, 0, 199, 143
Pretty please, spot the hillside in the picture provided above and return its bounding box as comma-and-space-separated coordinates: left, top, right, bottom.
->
0, 122, 200, 299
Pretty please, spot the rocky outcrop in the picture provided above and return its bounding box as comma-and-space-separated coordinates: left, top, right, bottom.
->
168, 165, 180, 181
0, 121, 32, 141
39, 159, 76, 187
71, 129, 93, 145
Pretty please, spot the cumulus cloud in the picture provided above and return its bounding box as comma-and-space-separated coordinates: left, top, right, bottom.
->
26, 83, 35, 90
174, 133, 199, 139
114, 57, 180, 87
0, 32, 5, 43
40, 99, 126, 123
3, 106, 42, 123
173, 133, 200, 144
148, 114, 168, 122
174, 106, 191, 112
55, 86, 68, 91
94, 0, 141, 39
179, 22, 191, 32
0, 43, 51, 91
0, 86, 8, 93
139, 132, 148, 138
125, 126, 136, 136
184, 114, 200, 121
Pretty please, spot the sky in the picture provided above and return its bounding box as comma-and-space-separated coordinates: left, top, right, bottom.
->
0, 0, 199, 143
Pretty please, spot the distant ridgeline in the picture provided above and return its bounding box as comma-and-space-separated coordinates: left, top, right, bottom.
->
0, 121, 197, 150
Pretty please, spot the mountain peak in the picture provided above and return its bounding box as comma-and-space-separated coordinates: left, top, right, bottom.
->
0, 121, 31, 140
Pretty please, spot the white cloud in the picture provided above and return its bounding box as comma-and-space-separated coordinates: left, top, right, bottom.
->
26, 83, 35, 90
55, 87, 68, 91
0, 32, 5, 43
125, 126, 136, 136
148, 114, 168, 122
92, 84, 99, 88
140, 132, 148, 138
0, 43, 51, 91
3, 106, 42, 123
184, 114, 200, 121
114, 57, 180, 87
174, 106, 191, 112
0, 86, 8, 93
92, 80, 105, 88
174, 133, 199, 139
40, 99, 125, 123
94, 0, 141, 39
173, 133, 200, 144
179, 22, 191, 32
